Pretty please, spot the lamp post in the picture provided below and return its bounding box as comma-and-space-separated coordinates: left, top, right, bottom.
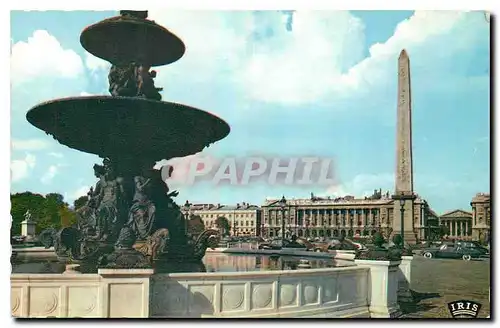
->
233, 210, 236, 237
183, 200, 191, 235
483, 203, 490, 245
349, 210, 354, 238
391, 193, 417, 247
278, 195, 287, 244
399, 198, 405, 246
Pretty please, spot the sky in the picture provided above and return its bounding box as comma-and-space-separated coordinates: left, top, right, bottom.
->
9, 10, 490, 214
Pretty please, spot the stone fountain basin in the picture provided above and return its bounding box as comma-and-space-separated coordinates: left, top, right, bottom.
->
26, 96, 230, 160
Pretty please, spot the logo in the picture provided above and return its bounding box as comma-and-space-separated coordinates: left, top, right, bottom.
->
447, 300, 482, 318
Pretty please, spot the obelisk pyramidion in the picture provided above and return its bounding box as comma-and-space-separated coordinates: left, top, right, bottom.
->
393, 49, 417, 243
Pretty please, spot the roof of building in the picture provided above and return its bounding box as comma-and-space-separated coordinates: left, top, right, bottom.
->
184, 202, 260, 211
471, 192, 490, 203
440, 209, 473, 218
263, 196, 394, 207
427, 208, 440, 218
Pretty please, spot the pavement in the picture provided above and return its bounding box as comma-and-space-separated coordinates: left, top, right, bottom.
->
400, 255, 490, 318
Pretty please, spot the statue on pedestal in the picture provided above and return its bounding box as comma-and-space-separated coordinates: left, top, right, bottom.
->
108, 62, 162, 100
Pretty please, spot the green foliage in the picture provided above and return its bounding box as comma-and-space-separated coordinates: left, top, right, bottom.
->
372, 232, 385, 248
392, 234, 403, 247
438, 224, 450, 238
215, 216, 231, 236
10, 192, 76, 235
188, 214, 205, 235
74, 196, 89, 211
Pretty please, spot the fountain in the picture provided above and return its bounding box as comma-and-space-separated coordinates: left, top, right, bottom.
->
30, 10, 228, 270
11, 11, 406, 318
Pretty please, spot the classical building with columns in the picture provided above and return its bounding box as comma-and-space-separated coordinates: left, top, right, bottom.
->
470, 193, 490, 242
439, 210, 473, 240
261, 191, 439, 241
184, 202, 262, 236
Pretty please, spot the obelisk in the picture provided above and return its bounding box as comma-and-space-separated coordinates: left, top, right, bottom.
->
392, 49, 417, 244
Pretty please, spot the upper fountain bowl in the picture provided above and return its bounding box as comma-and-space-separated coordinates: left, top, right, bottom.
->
80, 10, 185, 66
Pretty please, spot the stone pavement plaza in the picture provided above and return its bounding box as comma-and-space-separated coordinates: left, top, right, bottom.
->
401, 256, 490, 318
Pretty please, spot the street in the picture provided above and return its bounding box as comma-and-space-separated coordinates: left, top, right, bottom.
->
401, 255, 490, 318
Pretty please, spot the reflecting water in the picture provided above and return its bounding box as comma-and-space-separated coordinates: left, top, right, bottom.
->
202, 254, 349, 272
12, 253, 351, 274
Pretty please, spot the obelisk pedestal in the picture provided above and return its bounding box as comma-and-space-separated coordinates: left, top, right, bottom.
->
392, 49, 417, 245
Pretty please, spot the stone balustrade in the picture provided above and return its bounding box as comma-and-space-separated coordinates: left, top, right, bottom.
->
11, 258, 406, 318
150, 266, 370, 318
11, 269, 153, 318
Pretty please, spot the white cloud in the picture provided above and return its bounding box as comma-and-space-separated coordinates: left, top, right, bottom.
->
339, 11, 470, 91
84, 52, 110, 73
79, 91, 94, 96
11, 30, 84, 86
40, 165, 59, 184
72, 185, 90, 199
11, 153, 36, 182
11, 138, 50, 151
48, 152, 64, 158
327, 173, 395, 197
239, 11, 366, 104
64, 185, 91, 204
149, 10, 479, 106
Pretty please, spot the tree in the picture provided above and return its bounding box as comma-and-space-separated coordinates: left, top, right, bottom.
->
438, 225, 450, 239
59, 205, 77, 228
10, 192, 46, 236
39, 193, 66, 233
215, 216, 231, 236
188, 214, 205, 235
74, 195, 89, 211
10, 192, 73, 235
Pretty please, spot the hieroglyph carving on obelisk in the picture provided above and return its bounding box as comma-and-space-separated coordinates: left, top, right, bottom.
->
395, 49, 414, 194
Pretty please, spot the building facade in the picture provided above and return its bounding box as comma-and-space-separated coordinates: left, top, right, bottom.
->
470, 193, 490, 242
185, 202, 261, 236
439, 210, 473, 240
261, 191, 439, 241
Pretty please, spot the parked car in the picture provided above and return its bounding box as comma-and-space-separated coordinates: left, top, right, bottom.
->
421, 243, 483, 261
311, 238, 361, 252
258, 238, 309, 250
258, 239, 287, 250
455, 240, 489, 256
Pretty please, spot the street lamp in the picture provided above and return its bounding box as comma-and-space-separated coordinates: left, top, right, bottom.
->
278, 195, 287, 243
399, 198, 405, 246
483, 203, 490, 244
349, 210, 354, 238
183, 200, 191, 235
233, 210, 236, 237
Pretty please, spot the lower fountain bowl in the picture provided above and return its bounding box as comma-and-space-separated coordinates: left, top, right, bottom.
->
26, 96, 230, 160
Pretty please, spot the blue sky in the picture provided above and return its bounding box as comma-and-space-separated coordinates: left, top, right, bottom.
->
10, 10, 490, 214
